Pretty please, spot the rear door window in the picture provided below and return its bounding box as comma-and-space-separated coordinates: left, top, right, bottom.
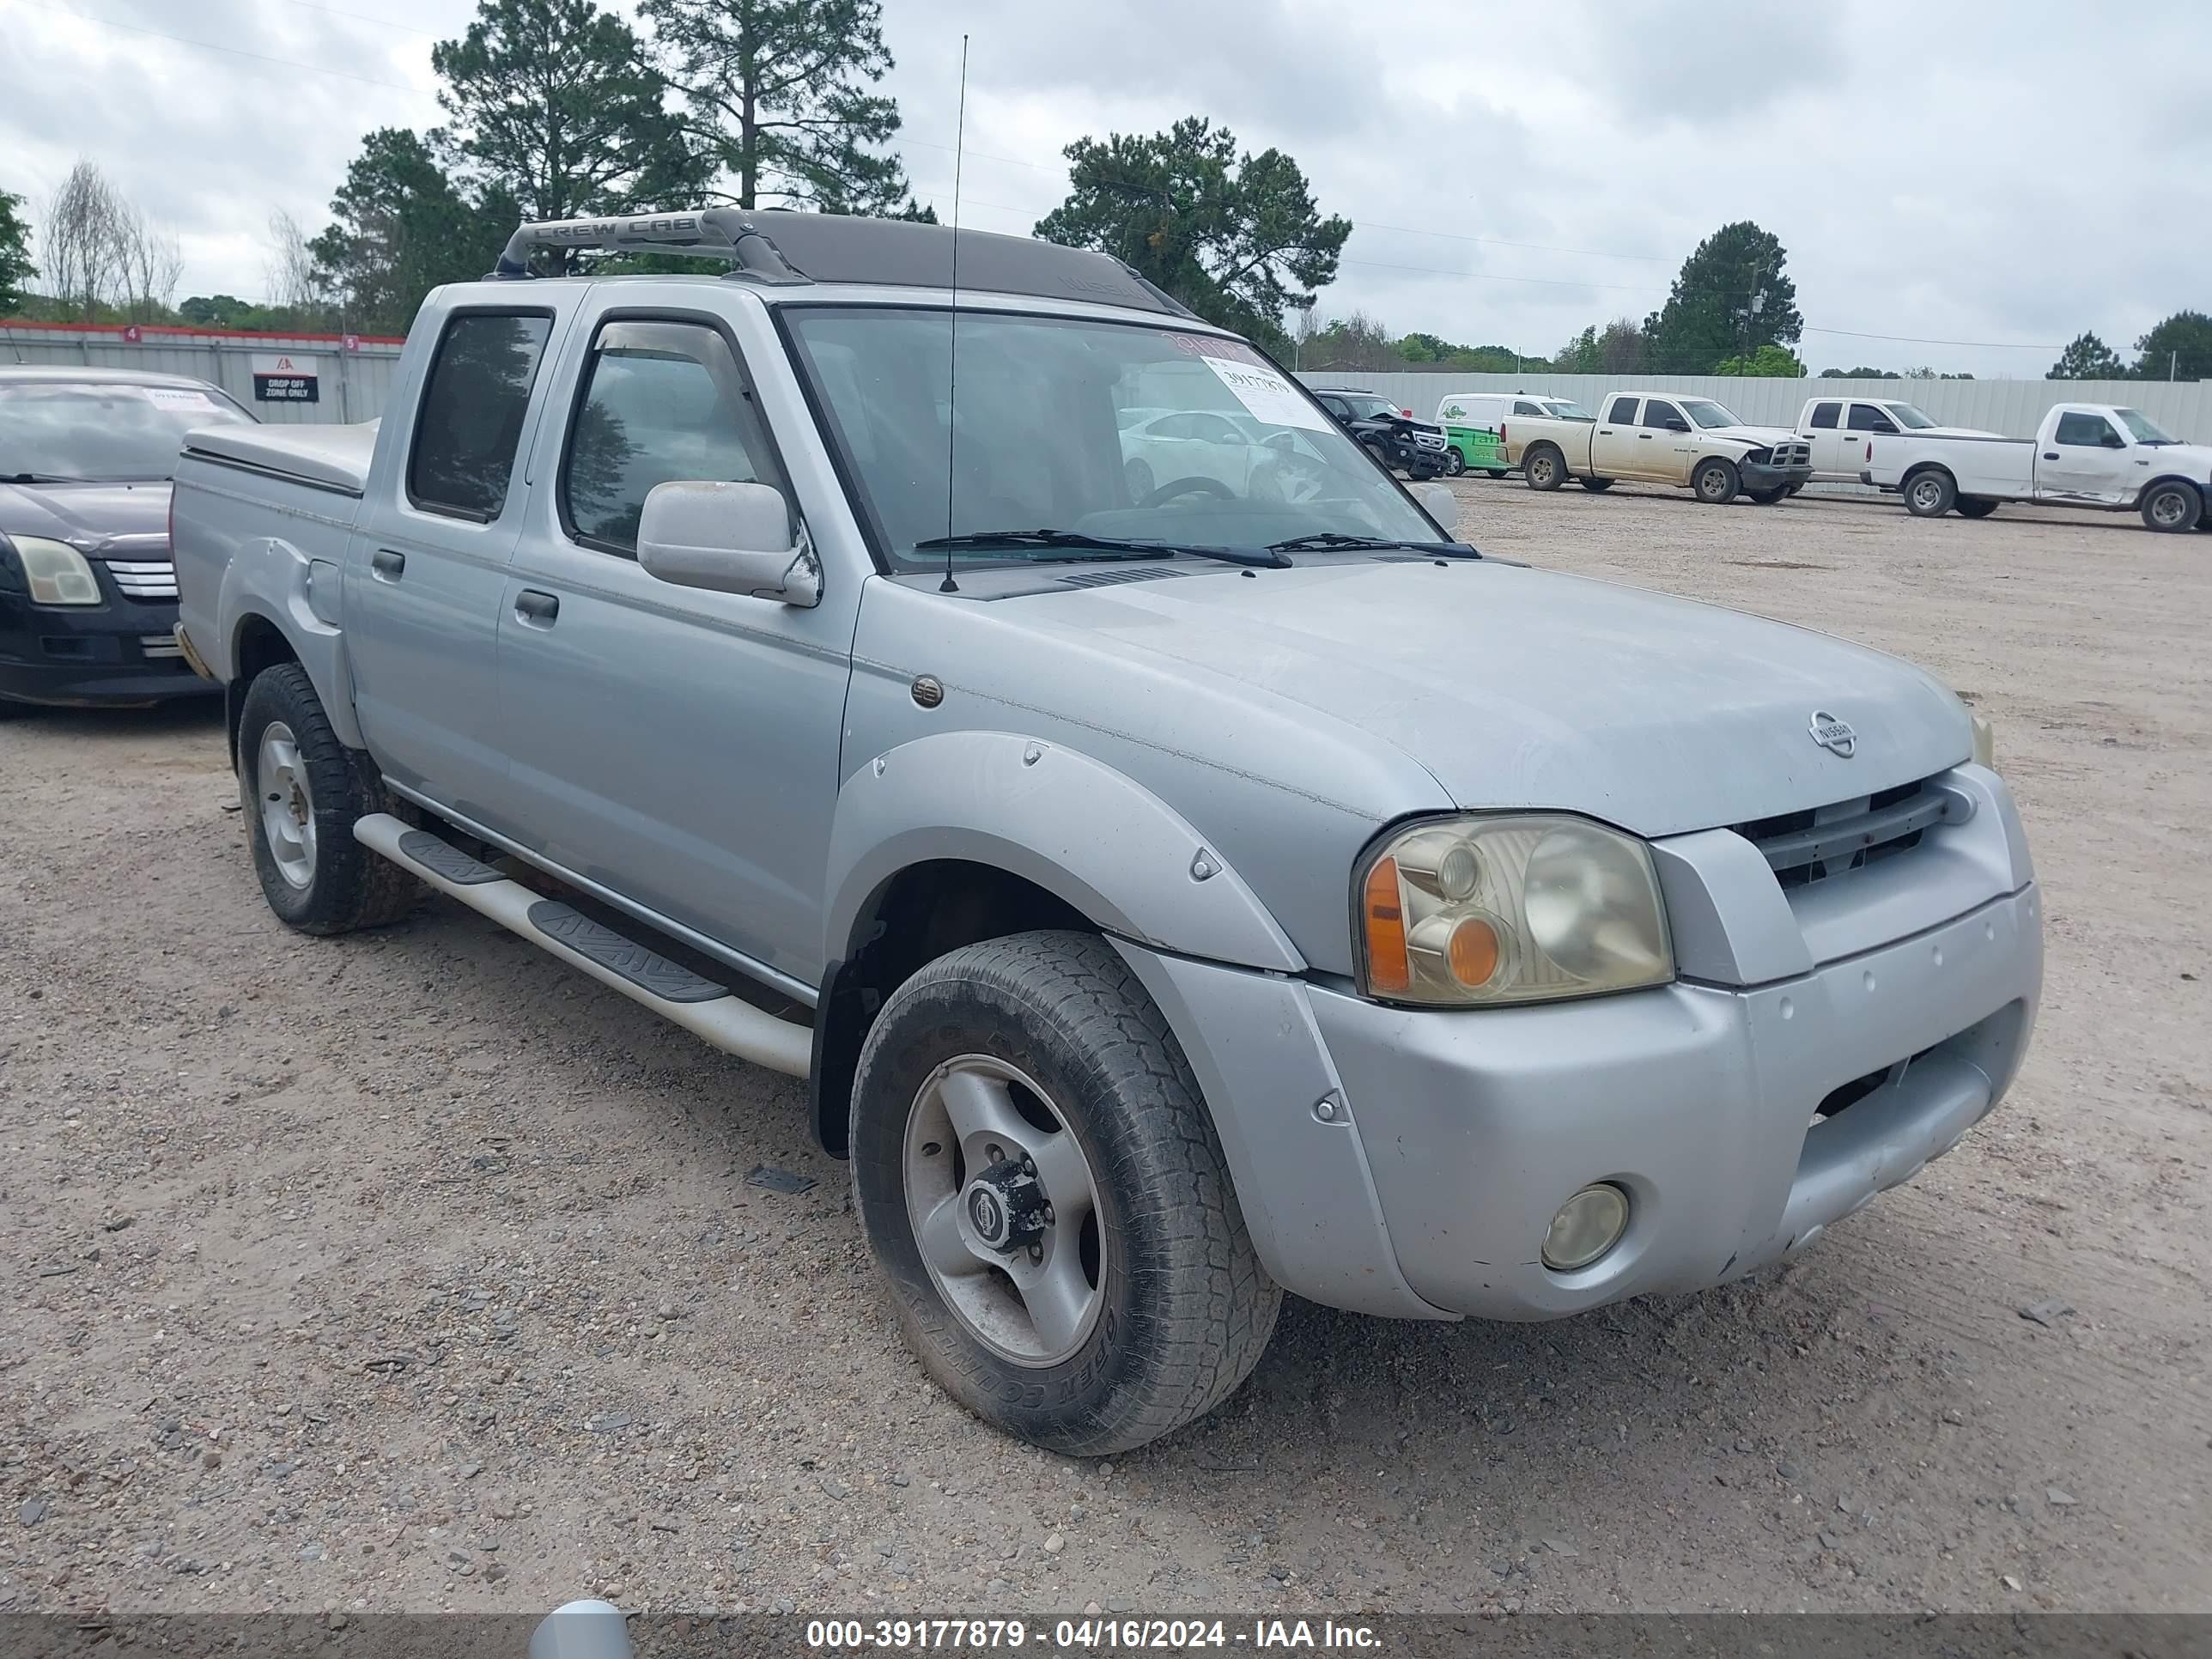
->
407, 312, 553, 520
1607, 396, 1638, 423
1808, 402, 1841, 428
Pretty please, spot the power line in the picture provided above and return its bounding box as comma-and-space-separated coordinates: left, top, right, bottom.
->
9, 0, 428, 94
283, 0, 442, 37
1799, 323, 2063, 351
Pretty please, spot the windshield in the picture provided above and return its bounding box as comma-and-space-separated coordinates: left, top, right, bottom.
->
1539, 399, 1595, 421
1882, 403, 1936, 430
2112, 407, 2177, 445
1336, 394, 1400, 422
1677, 398, 1743, 429
784, 309, 1443, 568
0, 380, 252, 482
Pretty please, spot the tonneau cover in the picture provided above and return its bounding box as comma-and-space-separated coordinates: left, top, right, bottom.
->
184, 420, 379, 495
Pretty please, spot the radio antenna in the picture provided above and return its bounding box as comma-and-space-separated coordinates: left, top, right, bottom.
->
939, 33, 969, 595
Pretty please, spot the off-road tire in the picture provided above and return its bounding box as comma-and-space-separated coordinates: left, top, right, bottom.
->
1693, 458, 1741, 506
1522, 445, 1566, 491
1956, 497, 1999, 520
851, 930, 1280, 1455
1903, 468, 1956, 518
239, 663, 424, 935
2140, 480, 2203, 533
1579, 477, 1615, 493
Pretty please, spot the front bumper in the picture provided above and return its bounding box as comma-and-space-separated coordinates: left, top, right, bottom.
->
1741, 458, 1816, 492
1309, 884, 2039, 1317
0, 592, 216, 708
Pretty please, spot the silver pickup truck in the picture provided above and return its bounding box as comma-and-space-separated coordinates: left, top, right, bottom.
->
172, 209, 2043, 1455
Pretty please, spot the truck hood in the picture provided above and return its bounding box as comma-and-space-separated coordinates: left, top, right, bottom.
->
1018, 559, 1970, 836
1705, 423, 1805, 449
2141, 441, 2212, 476
0, 478, 170, 550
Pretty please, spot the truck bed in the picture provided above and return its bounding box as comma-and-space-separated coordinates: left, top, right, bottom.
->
181, 420, 379, 496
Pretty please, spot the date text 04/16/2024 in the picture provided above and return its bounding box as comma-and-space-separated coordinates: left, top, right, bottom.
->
805, 1620, 1382, 1650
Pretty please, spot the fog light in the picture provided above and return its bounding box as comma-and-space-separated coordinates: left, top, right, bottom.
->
1541, 1182, 1630, 1271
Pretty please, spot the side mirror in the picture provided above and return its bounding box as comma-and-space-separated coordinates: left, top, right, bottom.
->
636, 480, 820, 606
1668, 418, 1692, 433
1413, 479, 1459, 534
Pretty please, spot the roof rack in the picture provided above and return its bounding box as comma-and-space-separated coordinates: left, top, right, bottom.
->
492, 210, 808, 283
489, 207, 1197, 319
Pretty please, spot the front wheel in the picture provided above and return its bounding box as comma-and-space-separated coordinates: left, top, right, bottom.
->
2141, 481, 2203, 533
851, 931, 1280, 1455
1956, 497, 1999, 520
1523, 446, 1565, 491
1692, 458, 1741, 505
1904, 468, 1957, 518
1443, 449, 1467, 477
238, 664, 424, 934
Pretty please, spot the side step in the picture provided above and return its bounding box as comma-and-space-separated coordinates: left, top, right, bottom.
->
355, 812, 811, 1079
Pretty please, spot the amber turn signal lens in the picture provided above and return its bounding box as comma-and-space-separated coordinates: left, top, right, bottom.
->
1446, 916, 1501, 987
1363, 856, 1410, 994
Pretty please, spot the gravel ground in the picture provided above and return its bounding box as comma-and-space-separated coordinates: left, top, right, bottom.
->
3, 483, 2208, 1619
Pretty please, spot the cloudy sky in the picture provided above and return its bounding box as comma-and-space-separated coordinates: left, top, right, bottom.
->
3, 0, 2207, 376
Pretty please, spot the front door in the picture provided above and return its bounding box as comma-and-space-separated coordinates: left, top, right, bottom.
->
346, 305, 570, 830
494, 301, 858, 989
1638, 398, 1693, 483
1589, 394, 1642, 477
2039, 410, 2136, 504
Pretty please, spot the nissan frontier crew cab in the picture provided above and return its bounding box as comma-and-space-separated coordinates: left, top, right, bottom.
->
170, 210, 2043, 1456
1509, 391, 1814, 503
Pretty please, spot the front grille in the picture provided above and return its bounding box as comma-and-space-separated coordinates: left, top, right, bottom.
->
103, 559, 177, 599
1734, 775, 1965, 890
1774, 441, 1810, 467
1413, 431, 1447, 450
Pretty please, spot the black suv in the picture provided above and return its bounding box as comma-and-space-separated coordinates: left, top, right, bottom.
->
1310, 387, 1450, 480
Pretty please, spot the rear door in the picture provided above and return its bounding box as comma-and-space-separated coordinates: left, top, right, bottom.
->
2039, 410, 2136, 503
493, 295, 858, 987
1589, 394, 1641, 476
347, 303, 570, 826
1802, 399, 1844, 475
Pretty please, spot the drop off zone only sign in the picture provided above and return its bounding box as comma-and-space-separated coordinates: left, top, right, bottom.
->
251, 353, 320, 403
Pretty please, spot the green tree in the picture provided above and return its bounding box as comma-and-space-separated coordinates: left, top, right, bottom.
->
1713, 343, 1806, 377
1820, 365, 1896, 379
0, 186, 33, 314
1643, 222, 1802, 374
1035, 117, 1349, 348
641, 0, 916, 215
433, 0, 703, 270
2132, 310, 2212, 381
2045, 331, 2126, 380
308, 128, 519, 333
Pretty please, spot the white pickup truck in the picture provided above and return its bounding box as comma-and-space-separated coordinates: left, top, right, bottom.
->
1794, 394, 1999, 484
1865, 403, 2212, 531
1508, 390, 1814, 505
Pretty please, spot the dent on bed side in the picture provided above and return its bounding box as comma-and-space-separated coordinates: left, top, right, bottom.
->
822, 729, 1304, 973
220, 533, 365, 750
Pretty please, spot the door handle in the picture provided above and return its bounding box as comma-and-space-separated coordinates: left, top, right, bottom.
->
370, 548, 405, 580
1598, 428, 1613, 434
514, 589, 560, 625
1638, 433, 1654, 440
2044, 453, 2059, 461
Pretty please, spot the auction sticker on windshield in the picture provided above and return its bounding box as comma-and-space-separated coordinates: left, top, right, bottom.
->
1200, 355, 1332, 432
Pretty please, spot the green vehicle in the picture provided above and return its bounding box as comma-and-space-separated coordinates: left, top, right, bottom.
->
1440, 421, 1509, 477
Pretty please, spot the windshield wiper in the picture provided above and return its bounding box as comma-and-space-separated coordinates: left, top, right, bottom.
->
1268, 532, 1480, 559
914, 528, 1290, 568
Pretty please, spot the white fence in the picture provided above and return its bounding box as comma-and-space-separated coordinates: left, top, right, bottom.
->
2, 323, 404, 424
1294, 371, 2212, 445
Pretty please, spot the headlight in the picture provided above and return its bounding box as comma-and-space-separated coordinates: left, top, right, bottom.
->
1356, 814, 1673, 1006
9, 536, 103, 605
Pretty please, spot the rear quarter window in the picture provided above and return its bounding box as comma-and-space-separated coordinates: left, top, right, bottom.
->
407, 312, 554, 520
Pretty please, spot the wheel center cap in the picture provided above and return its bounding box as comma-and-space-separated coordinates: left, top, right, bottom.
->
963, 1158, 1046, 1254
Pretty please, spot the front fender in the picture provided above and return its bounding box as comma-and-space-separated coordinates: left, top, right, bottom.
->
823, 729, 1304, 973
219, 534, 362, 750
